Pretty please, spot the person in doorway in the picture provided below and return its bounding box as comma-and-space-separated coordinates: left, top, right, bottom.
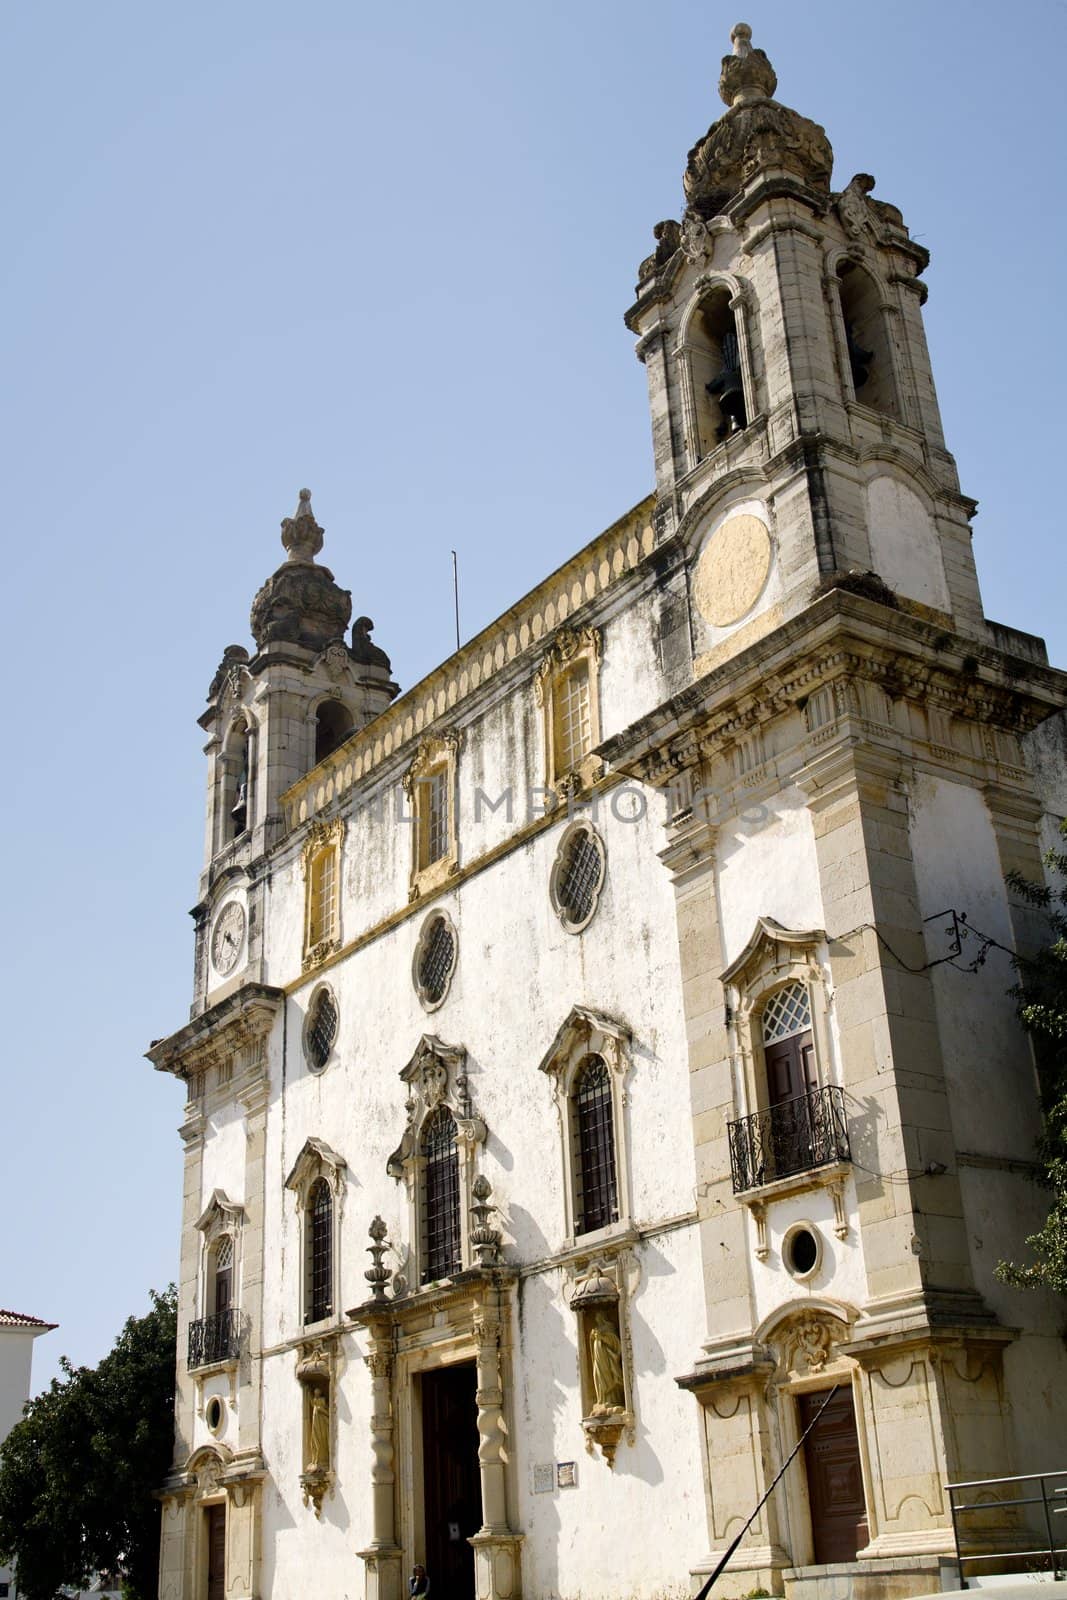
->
409, 1564, 430, 1598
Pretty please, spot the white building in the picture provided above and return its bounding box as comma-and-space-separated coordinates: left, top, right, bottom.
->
0, 1309, 56, 1600
150, 24, 1067, 1600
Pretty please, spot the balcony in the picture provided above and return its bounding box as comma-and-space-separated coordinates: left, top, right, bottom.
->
727, 1084, 851, 1195
187, 1307, 241, 1370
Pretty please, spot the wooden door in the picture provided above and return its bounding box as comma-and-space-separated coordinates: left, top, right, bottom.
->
205, 1504, 226, 1600
799, 1388, 868, 1564
421, 1363, 480, 1598
765, 1032, 817, 1177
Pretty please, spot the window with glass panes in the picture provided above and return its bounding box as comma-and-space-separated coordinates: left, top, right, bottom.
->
308, 847, 337, 946
554, 662, 591, 774
306, 1178, 333, 1323
420, 1107, 461, 1281
572, 1054, 618, 1234
421, 768, 449, 867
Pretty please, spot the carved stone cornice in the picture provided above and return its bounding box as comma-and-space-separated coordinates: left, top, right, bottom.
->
147, 983, 283, 1081
600, 590, 1067, 789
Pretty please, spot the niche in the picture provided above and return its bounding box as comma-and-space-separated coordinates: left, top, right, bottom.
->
836, 261, 899, 419
315, 700, 354, 765
569, 1261, 633, 1468
690, 289, 748, 457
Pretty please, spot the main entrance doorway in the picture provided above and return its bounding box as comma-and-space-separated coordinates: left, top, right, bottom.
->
205, 1503, 226, 1600
421, 1363, 481, 1597
799, 1387, 868, 1563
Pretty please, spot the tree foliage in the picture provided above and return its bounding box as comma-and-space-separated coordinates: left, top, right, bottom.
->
996, 822, 1067, 1293
0, 1286, 177, 1600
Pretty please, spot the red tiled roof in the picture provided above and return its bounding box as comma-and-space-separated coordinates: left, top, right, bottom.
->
0, 1309, 57, 1330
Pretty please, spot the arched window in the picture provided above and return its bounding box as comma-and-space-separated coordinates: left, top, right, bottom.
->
306, 1178, 334, 1324
692, 289, 748, 457
315, 700, 354, 765
572, 1054, 619, 1235
420, 1107, 461, 1283
835, 261, 898, 419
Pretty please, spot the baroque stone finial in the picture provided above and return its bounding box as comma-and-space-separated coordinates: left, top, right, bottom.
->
280, 487, 324, 565
470, 1175, 502, 1268
719, 22, 777, 106
365, 1215, 392, 1301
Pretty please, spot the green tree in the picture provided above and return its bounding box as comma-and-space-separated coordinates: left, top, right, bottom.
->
0, 1286, 177, 1600
997, 822, 1067, 1293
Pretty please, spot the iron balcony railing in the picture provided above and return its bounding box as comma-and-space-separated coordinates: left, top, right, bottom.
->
187, 1308, 241, 1370
728, 1084, 851, 1193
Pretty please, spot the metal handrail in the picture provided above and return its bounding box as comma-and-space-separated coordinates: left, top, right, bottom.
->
946, 1469, 1067, 1586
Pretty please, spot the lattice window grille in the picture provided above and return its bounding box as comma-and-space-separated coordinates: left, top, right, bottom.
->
761, 981, 812, 1044
421, 1108, 461, 1282
572, 1055, 618, 1234
556, 664, 592, 774
418, 917, 455, 1005
307, 989, 338, 1071
307, 1179, 333, 1323
215, 1235, 234, 1271
557, 828, 604, 928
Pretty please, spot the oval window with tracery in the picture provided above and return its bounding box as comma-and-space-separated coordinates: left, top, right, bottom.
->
305, 986, 338, 1072
550, 822, 607, 933
413, 913, 457, 1010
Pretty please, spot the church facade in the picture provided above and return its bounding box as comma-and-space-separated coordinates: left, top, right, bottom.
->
150, 26, 1067, 1600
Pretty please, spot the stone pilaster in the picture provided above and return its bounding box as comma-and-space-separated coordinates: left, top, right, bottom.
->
358, 1319, 402, 1600
659, 803, 747, 1349
174, 1106, 206, 1469
798, 740, 979, 1311
470, 1300, 523, 1600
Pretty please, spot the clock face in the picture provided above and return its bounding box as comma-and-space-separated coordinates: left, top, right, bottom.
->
211, 902, 246, 976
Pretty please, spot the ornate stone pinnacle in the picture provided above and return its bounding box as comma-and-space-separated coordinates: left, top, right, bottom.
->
280, 487, 324, 565
365, 1215, 391, 1301
470, 1176, 502, 1268
719, 21, 777, 106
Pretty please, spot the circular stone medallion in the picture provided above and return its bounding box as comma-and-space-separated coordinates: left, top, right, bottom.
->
693, 513, 772, 628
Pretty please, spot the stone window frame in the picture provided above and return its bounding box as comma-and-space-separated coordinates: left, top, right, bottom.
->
284, 1137, 347, 1332
412, 909, 459, 1013
195, 1190, 245, 1329
535, 626, 603, 796
539, 1006, 633, 1249
549, 818, 608, 934
403, 731, 460, 900
721, 918, 850, 1246
301, 817, 345, 972
721, 918, 835, 1124
674, 272, 758, 473
387, 1035, 487, 1288
302, 981, 340, 1075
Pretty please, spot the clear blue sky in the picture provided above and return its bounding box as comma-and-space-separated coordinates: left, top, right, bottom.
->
2, 0, 1064, 1394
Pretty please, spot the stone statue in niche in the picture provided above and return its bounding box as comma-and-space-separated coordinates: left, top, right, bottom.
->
308, 1384, 331, 1474
588, 1312, 625, 1415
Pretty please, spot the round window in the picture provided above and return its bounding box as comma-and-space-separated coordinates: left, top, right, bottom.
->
206, 1396, 225, 1434
783, 1224, 821, 1280
304, 986, 338, 1073
550, 822, 607, 933
413, 912, 457, 1010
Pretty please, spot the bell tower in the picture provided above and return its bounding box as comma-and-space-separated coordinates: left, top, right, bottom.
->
626, 23, 986, 675
193, 491, 397, 1009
